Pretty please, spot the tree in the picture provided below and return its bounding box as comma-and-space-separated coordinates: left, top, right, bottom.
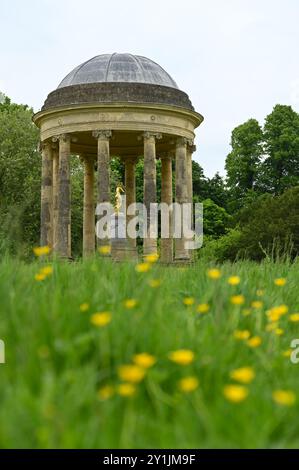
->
192, 160, 207, 201
0, 95, 41, 256
260, 105, 299, 194
0, 94, 87, 258
205, 172, 228, 208
225, 119, 263, 206
202, 198, 231, 238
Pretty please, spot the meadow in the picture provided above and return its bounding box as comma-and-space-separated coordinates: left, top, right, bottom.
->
0, 255, 298, 448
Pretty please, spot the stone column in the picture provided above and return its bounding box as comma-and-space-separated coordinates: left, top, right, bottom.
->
143, 132, 161, 256
160, 154, 173, 263
56, 133, 71, 258
93, 130, 112, 248
175, 137, 190, 261
40, 141, 53, 248
52, 143, 59, 252
125, 156, 137, 252
83, 156, 95, 257
186, 142, 195, 208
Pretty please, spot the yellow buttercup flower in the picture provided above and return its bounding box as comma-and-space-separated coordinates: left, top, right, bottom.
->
230, 367, 255, 384
133, 353, 156, 369
168, 349, 194, 365
282, 349, 292, 358
223, 385, 249, 403
98, 385, 114, 400
98, 245, 111, 255
272, 390, 296, 406
118, 365, 146, 383
124, 299, 138, 309
40, 265, 53, 276
183, 297, 195, 306
80, 302, 90, 312
275, 328, 284, 336
135, 262, 151, 273
256, 289, 264, 297
33, 245, 50, 256
247, 336, 262, 348
274, 278, 287, 286
230, 295, 245, 305
234, 330, 250, 340
117, 383, 136, 397
34, 272, 47, 281
289, 313, 299, 322
197, 303, 210, 314
144, 253, 159, 263
228, 276, 240, 286
90, 311, 112, 327
148, 279, 162, 288
267, 305, 288, 322
207, 268, 221, 279
178, 376, 199, 393
251, 300, 263, 309
266, 310, 280, 323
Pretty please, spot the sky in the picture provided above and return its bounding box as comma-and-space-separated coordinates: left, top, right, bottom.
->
1, 0, 299, 177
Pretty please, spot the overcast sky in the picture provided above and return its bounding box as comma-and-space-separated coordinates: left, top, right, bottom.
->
1, 0, 298, 177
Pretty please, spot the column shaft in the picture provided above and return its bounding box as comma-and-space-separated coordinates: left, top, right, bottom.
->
93, 130, 111, 248
175, 137, 190, 261
40, 142, 53, 248
160, 156, 173, 263
52, 144, 59, 251
83, 157, 95, 257
57, 134, 71, 258
143, 133, 159, 256
186, 147, 193, 207
125, 157, 137, 249
97, 137, 110, 203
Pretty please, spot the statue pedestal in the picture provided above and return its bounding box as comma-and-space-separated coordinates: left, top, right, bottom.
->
110, 213, 137, 261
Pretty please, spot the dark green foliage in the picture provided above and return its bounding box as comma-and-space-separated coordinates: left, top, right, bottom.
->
0, 96, 41, 256
202, 187, 299, 262
260, 105, 299, 194
202, 199, 231, 238
235, 186, 299, 260
70, 156, 84, 258
225, 106, 299, 208
225, 119, 263, 210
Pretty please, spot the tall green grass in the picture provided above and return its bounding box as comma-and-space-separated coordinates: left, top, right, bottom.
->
0, 257, 298, 448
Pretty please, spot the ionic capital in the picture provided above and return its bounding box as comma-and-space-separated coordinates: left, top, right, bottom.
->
52, 133, 71, 143
187, 140, 196, 153
92, 130, 112, 140
142, 131, 162, 141
51, 141, 59, 151
160, 151, 174, 160
39, 140, 52, 153
79, 154, 95, 163
176, 137, 188, 147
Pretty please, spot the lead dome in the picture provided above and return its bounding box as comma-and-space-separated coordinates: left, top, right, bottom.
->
57, 53, 179, 89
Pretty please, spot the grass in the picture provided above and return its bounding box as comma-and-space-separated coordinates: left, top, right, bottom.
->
0, 256, 298, 448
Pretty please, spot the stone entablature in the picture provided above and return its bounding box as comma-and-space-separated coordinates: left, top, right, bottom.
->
42, 83, 194, 111
34, 103, 202, 148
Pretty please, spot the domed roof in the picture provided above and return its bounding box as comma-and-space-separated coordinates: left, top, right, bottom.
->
57, 53, 179, 90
